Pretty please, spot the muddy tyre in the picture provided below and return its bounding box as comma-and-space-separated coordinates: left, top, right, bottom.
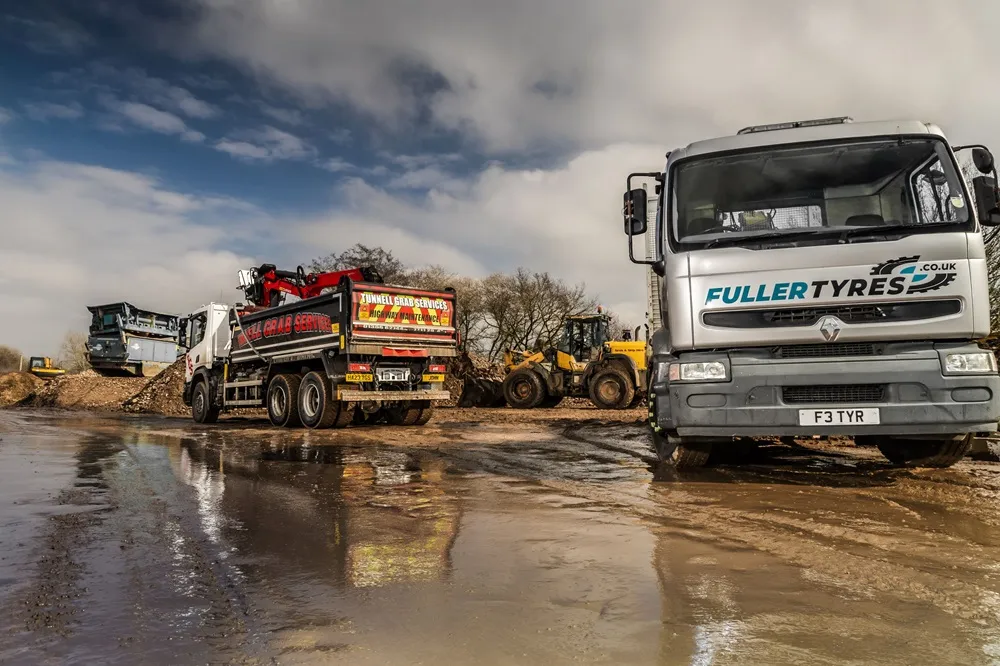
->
877, 434, 972, 468
299, 372, 352, 429
353, 405, 385, 426
414, 404, 434, 425
192, 381, 220, 424
503, 369, 545, 409
651, 430, 712, 468
589, 366, 635, 410
267, 374, 302, 427
385, 401, 426, 426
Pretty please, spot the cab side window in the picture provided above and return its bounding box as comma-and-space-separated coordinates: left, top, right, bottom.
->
190, 314, 207, 347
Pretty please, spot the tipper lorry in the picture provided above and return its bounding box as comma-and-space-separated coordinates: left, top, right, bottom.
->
623, 117, 1000, 468
180, 264, 458, 428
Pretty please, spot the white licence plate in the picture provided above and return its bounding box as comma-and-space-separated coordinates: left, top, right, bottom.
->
377, 367, 410, 382
798, 408, 880, 426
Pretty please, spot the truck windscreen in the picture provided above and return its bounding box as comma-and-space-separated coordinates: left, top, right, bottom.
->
672, 138, 970, 248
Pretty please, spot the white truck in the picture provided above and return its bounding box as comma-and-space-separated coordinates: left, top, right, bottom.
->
624, 117, 1000, 468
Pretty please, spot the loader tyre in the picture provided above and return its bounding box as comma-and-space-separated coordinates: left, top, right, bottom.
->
268, 374, 302, 427
652, 430, 712, 469
503, 369, 545, 409
192, 380, 220, 424
589, 366, 635, 410
877, 434, 972, 468
385, 401, 424, 426
299, 372, 353, 429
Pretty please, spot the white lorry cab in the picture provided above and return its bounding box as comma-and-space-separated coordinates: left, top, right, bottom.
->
623, 117, 1000, 468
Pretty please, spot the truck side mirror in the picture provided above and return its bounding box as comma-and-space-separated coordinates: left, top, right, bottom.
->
973, 147, 995, 175
623, 189, 647, 236
972, 175, 1000, 227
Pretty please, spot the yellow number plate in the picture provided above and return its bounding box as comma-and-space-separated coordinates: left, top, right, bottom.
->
421, 373, 445, 383
345, 373, 373, 383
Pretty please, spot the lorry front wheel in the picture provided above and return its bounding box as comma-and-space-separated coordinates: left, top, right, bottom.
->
192, 381, 220, 424
651, 430, 712, 469
876, 434, 972, 468
299, 372, 353, 429
268, 374, 302, 427
503, 370, 545, 409
589, 366, 635, 410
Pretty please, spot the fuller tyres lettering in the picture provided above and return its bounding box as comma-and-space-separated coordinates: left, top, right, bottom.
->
705, 255, 958, 305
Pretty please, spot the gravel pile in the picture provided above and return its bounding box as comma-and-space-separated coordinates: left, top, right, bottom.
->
0, 372, 44, 407
123, 359, 188, 416
30, 370, 147, 411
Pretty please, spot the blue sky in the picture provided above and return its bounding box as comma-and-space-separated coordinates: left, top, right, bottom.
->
3, 0, 999, 355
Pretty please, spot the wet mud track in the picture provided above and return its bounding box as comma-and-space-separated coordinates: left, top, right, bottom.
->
3, 410, 1000, 664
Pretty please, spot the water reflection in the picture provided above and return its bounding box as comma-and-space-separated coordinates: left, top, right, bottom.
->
171, 436, 463, 592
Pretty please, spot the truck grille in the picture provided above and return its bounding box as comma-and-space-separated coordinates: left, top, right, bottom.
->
703, 299, 961, 328
775, 343, 876, 359
782, 384, 886, 404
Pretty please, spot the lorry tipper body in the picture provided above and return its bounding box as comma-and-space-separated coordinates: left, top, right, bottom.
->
623, 117, 1000, 468
181, 270, 458, 428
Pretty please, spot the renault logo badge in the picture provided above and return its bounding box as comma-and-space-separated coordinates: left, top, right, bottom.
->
818, 316, 842, 342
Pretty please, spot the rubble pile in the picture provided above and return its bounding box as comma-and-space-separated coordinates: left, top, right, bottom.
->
0, 372, 44, 407
448, 352, 507, 408
30, 370, 147, 411
123, 359, 188, 416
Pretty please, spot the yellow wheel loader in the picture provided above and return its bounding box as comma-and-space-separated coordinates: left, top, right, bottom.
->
501, 313, 647, 410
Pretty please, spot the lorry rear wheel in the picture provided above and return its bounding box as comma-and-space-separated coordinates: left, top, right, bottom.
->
589, 366, 635, 410
414, 403, 434, 425
503, 370, 545, 409
651, 430, 712, 469
876, 434, 972, 468
385, 401, 426, 426
268, 374, 302, 427
299, 372, 352, 429
192, 381, 220, 424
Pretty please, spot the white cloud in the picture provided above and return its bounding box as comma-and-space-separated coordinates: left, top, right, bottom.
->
88, 64, 221, 119
0, 158, 260, 356
179, 0, 1000, 154
113, 101, 206, 142
320, 157, 353, 172
0, 108, 13, 124
22, 101, 84, 121
214, 125, 315, 162
4, 16, 93, 55
261, 105, 304, 126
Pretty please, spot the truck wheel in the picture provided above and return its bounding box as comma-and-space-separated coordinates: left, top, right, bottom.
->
353, 405, 385, 426
877, 434, 972, 468
651, 430, 712, 468
299, 372, 353, 429
385, 401, 423, 426
414, 403, 434, 425
192, 381, 220, 424
589, 366, 635, 410
503, 369, 545, 409
268, 374, 302, 427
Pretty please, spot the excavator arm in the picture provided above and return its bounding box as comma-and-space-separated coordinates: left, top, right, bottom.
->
242, 263, 384, 308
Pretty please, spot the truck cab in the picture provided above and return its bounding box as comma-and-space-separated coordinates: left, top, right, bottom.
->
624, 117, 1000, 468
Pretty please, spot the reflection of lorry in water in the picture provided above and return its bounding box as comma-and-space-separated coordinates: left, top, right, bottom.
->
624, 117, 1000, 468
180, 267, 459, 428
86, 302, 181, 377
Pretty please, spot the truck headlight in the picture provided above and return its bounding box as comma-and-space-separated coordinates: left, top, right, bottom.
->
668, 361, 728, 382
944, 352, 998, 374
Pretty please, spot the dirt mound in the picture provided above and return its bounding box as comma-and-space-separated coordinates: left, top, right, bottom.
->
447, 352, 506, 408
123, 359, 187, 416
30, 370, 147, 412
0, 372, 44, 407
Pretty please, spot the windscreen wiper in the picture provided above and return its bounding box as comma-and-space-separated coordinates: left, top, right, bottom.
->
837, 221, 961, 243
700, 228, 833, 249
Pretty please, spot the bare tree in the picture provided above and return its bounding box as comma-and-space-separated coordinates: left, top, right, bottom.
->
309, 244, 408, 283
58, 332, 91, 373
0, 345, 23, 372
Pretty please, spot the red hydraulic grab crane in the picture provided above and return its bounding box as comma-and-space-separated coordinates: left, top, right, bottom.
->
240, 263, 384, 308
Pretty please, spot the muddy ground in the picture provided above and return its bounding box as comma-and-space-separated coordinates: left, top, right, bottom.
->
3, 408, 1000, 665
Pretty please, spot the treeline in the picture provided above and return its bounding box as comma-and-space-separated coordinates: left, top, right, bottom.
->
309, 244, 628, 361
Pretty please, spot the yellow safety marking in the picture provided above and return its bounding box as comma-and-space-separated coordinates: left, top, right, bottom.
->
385, 304, 402, 323
331, 322, 340, 334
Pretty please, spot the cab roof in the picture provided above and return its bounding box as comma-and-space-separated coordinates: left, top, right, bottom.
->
670, 119, 948, 162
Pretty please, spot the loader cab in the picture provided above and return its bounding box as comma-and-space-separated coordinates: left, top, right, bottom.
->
559, 314, 610, 363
